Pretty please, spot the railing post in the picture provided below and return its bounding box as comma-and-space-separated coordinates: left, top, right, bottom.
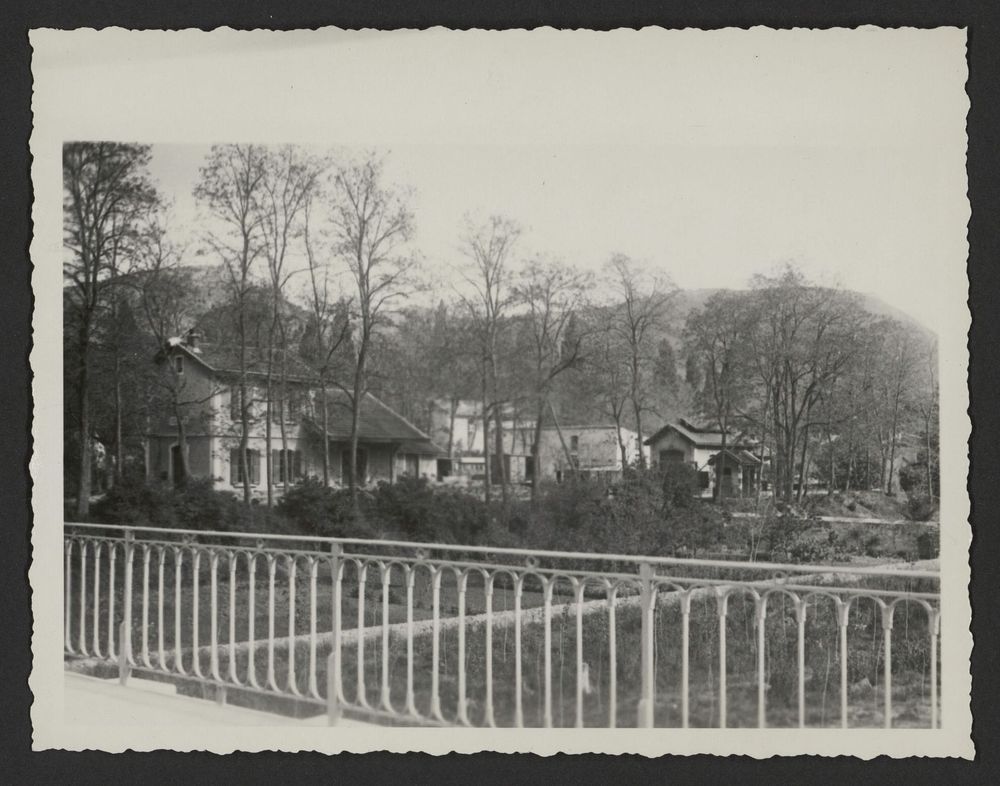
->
328, 542, 343, 724
929, 607, 940, 729
121, 530, 135, 671
795, 597, 807, 729
118, 620, 130, 686
680, 591, 691, 729
881, 603, 895, 729
326, 648, 341, 725
837, 599, 850, 729
637, 562, 655, 728
755, 594, 767, 729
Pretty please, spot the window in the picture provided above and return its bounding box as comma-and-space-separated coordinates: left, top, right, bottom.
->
230, 448, 260, 485
272, 449, 302, 484
173, 356, 184, 374
570, 435, 579, 453
698, 471, 710, 489
229, 387, 241, 420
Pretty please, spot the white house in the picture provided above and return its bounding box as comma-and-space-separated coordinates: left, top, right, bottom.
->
644, 418, 761, 498
146, 332, 442, 495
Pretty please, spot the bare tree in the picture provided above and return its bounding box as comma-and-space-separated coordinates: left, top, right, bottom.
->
257, 146, 325, 503
129, 227, 220, 483
515, 257, 590, 499
63, 142, 158, 516
603, 254, 676, 468
871, 319, 921, 495
742, 268, 870, 503
584, 307, 633, 469
194, 144, 267, 506
302, 192, 352, 486
457, 215, 521, 504
328, 155, 417, 507
683, 291, 753, 502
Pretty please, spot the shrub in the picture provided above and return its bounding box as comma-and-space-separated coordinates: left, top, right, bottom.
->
89, 475, 182, 528
171, 478, 243, 532
277, 476, 356, 537
916, 531, 939, 560
366, 477, 492, 543
906, 492, 937, 522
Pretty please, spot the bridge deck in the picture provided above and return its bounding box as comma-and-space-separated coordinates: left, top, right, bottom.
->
64, 672, 371, 727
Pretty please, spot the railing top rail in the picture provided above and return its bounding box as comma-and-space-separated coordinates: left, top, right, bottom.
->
63, 521, 941, 581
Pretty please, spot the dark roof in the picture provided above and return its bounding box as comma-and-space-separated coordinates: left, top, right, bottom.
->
539, 424, 623, 432
398, 440, 446, 457
707, 448, 762, 466
164, 341, 319, 382
644, 420, 755, 449
305, 391, 432, 443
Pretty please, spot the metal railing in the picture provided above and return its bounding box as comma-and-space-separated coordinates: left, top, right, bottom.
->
63, 522, 941, 729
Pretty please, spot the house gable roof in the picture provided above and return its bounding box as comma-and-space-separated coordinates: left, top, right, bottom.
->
306, 390, 434, 444
706, 448, 762, 466
644, 420, 755, 449
161, 340, 319, 383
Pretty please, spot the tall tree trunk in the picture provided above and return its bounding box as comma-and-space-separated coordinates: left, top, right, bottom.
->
265, 388, 273, 507
796, 425, 811, 504
320, 382, 330, 486
828, 431, 836, 496
481, 376, 492, 503
349, 391, 362, 509
174, 402, 190, 485
447, 397, 458, 458
530, 395, 545, 502
280, 397, 290, 495
113, 353, 123, 486
549, 399, 578, 477
239, 381, 251, 508
348, 336, 369, 511
632, 397, 646, 469
76, 338, 91, 520
925, 411, 934, 500
494, 396, 508, 505
76, 323, 92, 519
716, 421, 727, 504
887, 401, 900, 495
795, 425, 809, 503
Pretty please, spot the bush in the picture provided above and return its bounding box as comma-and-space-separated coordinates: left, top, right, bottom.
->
89, 475, 291, 535
906, 492, 937, 522
89, 475, 183, 528
277, 476, 356, 537
916, 531, 939, 560
367, 476, 492, 544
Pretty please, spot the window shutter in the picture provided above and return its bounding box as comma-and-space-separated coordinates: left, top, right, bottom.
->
272, 449, 280, 483
294, 450, 302, 480
230, 449, 238, 485
250, 450, 260, 485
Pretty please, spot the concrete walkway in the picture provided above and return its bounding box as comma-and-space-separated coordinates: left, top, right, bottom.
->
64, 672, 370, 727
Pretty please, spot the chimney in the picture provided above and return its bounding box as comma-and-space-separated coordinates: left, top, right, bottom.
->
185, 329, 202, 353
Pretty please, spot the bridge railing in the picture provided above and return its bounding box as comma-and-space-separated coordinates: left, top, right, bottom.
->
63, 522, 940, 729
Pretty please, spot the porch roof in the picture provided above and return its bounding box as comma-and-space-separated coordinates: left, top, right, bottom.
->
305, 391, 433, 444
706, 448, 762, 466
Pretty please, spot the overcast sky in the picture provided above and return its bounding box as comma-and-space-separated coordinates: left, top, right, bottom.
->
138, 29, 966, 334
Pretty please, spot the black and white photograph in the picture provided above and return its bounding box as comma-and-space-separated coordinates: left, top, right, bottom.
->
29, 27, 972, 756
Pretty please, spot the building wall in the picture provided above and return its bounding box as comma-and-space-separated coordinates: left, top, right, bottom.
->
536, 427, 647, 479
150, 356, 219, 436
